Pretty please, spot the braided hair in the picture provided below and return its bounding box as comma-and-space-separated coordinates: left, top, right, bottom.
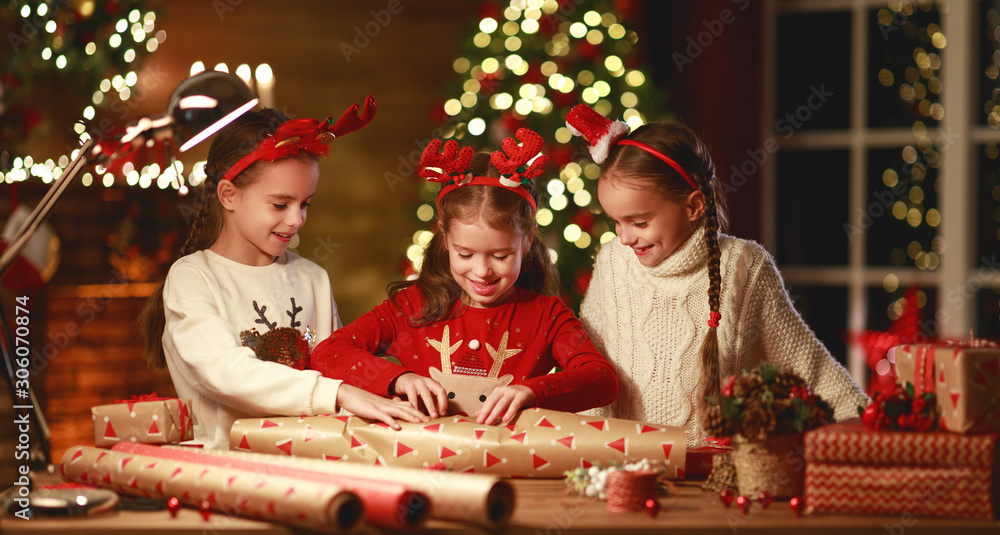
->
136, 108, 294, 368
601, 122, 730, 431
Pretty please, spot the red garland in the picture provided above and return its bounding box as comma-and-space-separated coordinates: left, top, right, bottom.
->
859, 382, 937, 432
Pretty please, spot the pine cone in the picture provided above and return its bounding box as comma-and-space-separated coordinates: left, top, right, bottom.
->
771, 369, 804, 397
742, 407, 775, 440
732, 372, 764, 398
704, 405, 728, 437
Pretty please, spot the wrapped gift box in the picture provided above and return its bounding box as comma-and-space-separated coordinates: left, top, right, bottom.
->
804, 421, 999, 519
91, 395, 193, 448
231, 407, 688, 478
893, 342, 1000, 433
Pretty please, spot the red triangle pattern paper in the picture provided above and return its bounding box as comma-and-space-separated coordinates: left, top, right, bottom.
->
283, 487, 295, 500
322, 454, 342, 461
104, 422, 118, 440
661, 443, 673, 459
102, 473, 112, 485
97, 451, 108, 462
71, 449, 83, 463
983, 358, 1000, 377
606, 437, 628, 454
276, 438, 294, 456
939, 369, 945, 385
677, 467, 685, 478
182, 490, 191, 501
638, 424, 659, 434
504, 423, 516, 432
484, 451, 502, 468
154, 480, 164, 495
119, 457, 132, 470
375, 457, 386, 467
237, 434, 251, 451
148, 420, 161, 436
350, 435, 365, 449
395, 441, 415, 457
951, 392, 961, 410
475, 429, 486, 441
335, 415, 351, 423
536, 417, 555, 428
226, 476, 236, 489
260, 420, 279, 429
143, 462, 158, 471
585, 420, 607, 431
198, 468, 210, 480
170, 467, 183, 481
303, 425, 319, 442
581, 459, 593, 469
422, 423, 442, 433
532, 453, 550, 470
130, 476, 139, 489
510, 432, 527, 444
555, 435, 574, 448
440, 446, 458, 459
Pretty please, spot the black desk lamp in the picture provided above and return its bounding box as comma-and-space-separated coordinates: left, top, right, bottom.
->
0, 71, 258, 468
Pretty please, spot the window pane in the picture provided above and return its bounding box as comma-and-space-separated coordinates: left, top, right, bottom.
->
867, 5, 942, 128
787, 285, 849, 366
777, 150, 849, 265
978, 143, 1000, 262
978, 1, 1000, 127
863, 148, 940, 268
777, 11, 851, 132
977, 289, 1000, 338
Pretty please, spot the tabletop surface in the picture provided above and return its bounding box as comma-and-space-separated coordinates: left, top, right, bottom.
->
2, 475, 999, 534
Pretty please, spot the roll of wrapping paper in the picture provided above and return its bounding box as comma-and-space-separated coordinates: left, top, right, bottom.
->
112, 443, 428, 530
60, 446, 364, 533
163, 444, 515, 527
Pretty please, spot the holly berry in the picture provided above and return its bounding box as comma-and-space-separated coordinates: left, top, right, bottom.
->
719, 489, 735, 507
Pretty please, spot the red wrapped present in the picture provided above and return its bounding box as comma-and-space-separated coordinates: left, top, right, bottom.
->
230, 408, 688, 478
804, 421, 999, 519
91, 393, 193, 448
893, 341, 1000, 433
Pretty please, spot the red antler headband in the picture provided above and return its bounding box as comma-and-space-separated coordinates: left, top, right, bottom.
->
220, 95, 377, 182
565, 104, 698, 191
419, 127, 547, 213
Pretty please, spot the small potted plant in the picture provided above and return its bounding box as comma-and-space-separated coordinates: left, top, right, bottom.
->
704, 364, 834, 498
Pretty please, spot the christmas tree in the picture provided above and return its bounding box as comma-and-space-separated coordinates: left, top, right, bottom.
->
406, 0, 659, 309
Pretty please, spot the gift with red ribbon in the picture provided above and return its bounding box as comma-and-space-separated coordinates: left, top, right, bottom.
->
91, 392, 193, 447
892, 339, 1000, 434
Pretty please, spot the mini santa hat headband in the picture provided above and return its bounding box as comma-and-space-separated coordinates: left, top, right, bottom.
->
220, 96, 377, 183
419, 127, 548, 213
564, 104, 698, 191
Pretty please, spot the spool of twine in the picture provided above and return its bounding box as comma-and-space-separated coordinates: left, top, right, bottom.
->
605, 470, 658, 513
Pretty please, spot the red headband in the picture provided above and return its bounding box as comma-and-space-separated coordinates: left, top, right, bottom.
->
419, 128, 547, 213
564, 103, 698, 190
220, 96, 376, 182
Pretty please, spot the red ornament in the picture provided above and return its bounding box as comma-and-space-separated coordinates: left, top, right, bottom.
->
198, 500, 212, 521
789, 496, 803, 517
757, 490, 773, 509
736, 495, 751, 515
860, 404, 879, 428
719, 489, 734, 507
167, 496, 181, 518
722, 375, 737, 397
645, 498, 659, 517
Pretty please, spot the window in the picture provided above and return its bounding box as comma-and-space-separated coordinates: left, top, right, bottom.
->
762, 0, 996, 387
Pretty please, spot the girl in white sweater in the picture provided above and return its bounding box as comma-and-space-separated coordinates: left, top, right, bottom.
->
565, 104, 869, 447
137, 105, 425, 449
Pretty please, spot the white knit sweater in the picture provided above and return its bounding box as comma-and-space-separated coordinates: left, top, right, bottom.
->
580, 231, 870, 447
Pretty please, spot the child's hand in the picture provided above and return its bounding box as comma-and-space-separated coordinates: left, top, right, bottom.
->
336, 383, 428, 429
475, 385, 535, 425
392, 372, 449, 418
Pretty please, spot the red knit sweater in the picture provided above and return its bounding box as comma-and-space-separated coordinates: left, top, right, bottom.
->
310, 286, 618, 413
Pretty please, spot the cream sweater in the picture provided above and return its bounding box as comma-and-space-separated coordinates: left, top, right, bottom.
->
162, 250, 343, 449
580, 231, 870, 447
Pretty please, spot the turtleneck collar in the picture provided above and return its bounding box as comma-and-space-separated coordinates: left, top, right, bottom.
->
624, 223, 710, 279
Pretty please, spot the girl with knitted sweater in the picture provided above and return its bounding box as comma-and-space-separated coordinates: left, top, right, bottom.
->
310, 129, 618, 425
137, 105, 427, 449
565, 104, 869, 447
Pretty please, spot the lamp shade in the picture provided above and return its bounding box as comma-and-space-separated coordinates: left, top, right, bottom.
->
168, 71, 259, 152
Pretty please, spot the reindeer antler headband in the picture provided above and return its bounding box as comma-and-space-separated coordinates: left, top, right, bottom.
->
221, 96, 377, 182
565, 103, 698, 191
419, 128, 548, 212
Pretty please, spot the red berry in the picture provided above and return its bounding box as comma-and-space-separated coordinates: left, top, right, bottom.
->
790, 496, 803, 517
736, 495, 751, 515
861, 404, 879, 428
719, 489, 735, 507
167, 497, 181, 518
757, 490, 773, 509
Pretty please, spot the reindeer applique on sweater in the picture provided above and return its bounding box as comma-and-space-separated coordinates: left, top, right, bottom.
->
426, 326, 522, 416
240, 298, 316, 370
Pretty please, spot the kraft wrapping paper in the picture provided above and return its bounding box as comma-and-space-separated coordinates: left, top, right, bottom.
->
112, 442, 428, 530
230, 407, 688, 479
91, 397, 192, 447
60, 445, 364, 533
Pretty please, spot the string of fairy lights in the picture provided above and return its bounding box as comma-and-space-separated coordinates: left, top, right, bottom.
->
875, 2, 945, 322
404, 0, 650, 278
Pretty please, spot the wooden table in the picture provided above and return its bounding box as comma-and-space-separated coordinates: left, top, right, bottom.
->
2, 476, 998, 534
